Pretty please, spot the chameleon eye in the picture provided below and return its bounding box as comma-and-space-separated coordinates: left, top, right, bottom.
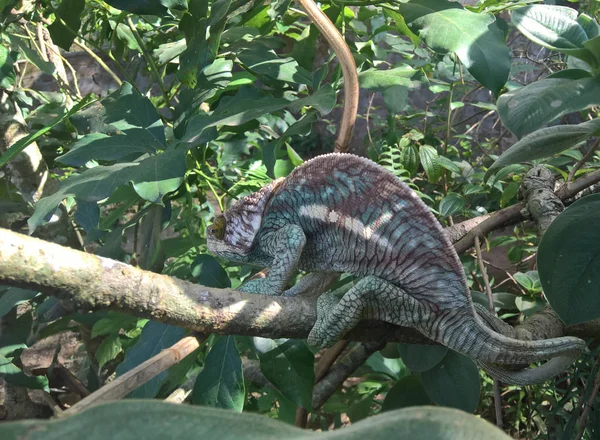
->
211, 216, 226, 240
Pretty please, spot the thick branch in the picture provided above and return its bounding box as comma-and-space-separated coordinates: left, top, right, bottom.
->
0, 229, 429, 344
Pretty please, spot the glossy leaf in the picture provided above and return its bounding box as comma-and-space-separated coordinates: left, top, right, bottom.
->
0, 45, 16, 88
497, 76, 600, 138
486, 118, 600, 178
0, 401, 512, 439
366, 351, 405, 380
193, 336, 245, 411
47, 0, 85, 50
419, 145, 441, 183
254, 338, 314, 410
238, 47, 312, 85
56, 130, 160, 166
29, 148, 186, 232
191, 255, 231, 288
116, 321, 185, 398
511, 5, 598, 69
397, 0, 510, 94
538, 194, 600, 325
358, 66, 416, 90
422, 351, 480, 412
96, 334, 122, 370
398, 343, 448, 373
439, 193, 465, 217
104, 0, 187, 15
382, 375, 432, 411
0, 288, 39, 318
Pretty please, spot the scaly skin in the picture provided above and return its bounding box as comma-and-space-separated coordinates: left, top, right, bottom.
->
207, 153, 585, 385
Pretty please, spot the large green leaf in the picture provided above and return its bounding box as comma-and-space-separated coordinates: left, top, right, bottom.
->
0, 45, 16, 89
0, 355, 50, 392
0, 401, 512, 439
497, 76, 600, 138
421, 351, 480, 413
29, 148, 186, 232
538, 194, 600, 325
253, 338, 314, 410
486, 118, 600, 179
358, 66, 416, 90
396, 0, 510, 94
398, 343, 448, 373
104, 0, 187, 15
116, 321, 185, 398
511, 5, 599, 69
102, 83, 166, 145
191, 255, 231, 288
0, 288, 39, 318
47, 0, 85, 50
381, 375, 432, 411
237, 47, 313, 85
56, 130, 161, 166
181, 86, 335, 144
192, 336, 245, 411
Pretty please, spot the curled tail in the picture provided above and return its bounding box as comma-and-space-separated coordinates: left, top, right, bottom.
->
435, 305, 585, 384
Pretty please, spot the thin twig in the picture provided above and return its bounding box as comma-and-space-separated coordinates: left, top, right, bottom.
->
475, 236, 503, 428
575, 354, 600, 440
567, 138, 600, 183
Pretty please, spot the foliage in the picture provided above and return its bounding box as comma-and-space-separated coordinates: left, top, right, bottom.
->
0, 0, 600, 438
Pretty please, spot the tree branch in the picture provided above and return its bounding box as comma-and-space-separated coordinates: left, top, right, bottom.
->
0, 228, 430, 345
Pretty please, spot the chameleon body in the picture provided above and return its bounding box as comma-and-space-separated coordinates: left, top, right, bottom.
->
207, 153, 585, 384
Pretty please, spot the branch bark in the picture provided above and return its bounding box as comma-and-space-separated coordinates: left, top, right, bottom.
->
0, 228, 430, 345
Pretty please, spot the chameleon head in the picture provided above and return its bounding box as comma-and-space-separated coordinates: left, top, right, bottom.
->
206, 178, 284, 262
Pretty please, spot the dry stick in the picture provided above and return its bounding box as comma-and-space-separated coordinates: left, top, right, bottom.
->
575, 354, 600, 440
295, 0, 358, 153
60, 335, 204, 417
295, 340, 350, 428
474, 236, 503, 429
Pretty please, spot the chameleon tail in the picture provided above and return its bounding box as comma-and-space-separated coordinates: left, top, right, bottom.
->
439, 307, 585, 383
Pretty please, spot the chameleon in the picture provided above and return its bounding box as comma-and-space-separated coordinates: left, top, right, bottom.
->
206, 153, 586, 385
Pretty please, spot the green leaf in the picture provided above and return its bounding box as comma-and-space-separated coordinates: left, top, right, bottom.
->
192, 336, 245, 411
439, 193, 465, 217
382, 375, 432, 411
0, 288, 39, 318
0, 95, 95, 169
91, 313, 139, 338
0, 401, 512, 439
419, 145, 441, 183
398, 343, 448, 373
435, 156, 462, 174
366, 351, 405, 380
116, 321, 185, 398
538, 194, 600, 325
497, 77, 600, 138
48, 0, 85, 50
254, 338, 314, 410
421, 351, 480, 413
5, 33, 55, 75
383, 85, 409, 113
182, 86, 335, 145
238, 47, 313, 85
102, 83, 165, 145
56, 131, 161, 166
96, 334, 122, 370
358, 66, 416, 90
191, 255, 231, 288
513, 271, 542, 293
397, 0, 510, 94
0, 45, 16, 89
29, 148, 186, 232
104, 0, 187, 15
399, 144, 419, 176
511, 5, 598, 69
486, 118, 600, 179
0, 355, 50, 392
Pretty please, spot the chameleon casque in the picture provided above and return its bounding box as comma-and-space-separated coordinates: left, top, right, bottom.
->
206, 153, 586, 385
